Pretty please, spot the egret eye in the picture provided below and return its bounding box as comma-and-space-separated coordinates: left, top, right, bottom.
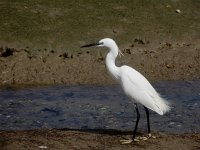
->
98, 42, 104, 45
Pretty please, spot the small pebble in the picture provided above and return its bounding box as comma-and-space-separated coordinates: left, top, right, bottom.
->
38, 145, 48, 149
175, 9, 181, 14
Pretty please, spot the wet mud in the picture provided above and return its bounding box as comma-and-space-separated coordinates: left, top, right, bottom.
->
0, 40, 199, 86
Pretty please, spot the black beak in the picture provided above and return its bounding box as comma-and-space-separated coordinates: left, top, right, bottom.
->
81, 42, 103, 48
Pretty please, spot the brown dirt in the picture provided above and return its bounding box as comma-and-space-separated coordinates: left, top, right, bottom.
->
0, 129, 199, 150
0, 39, 199, 86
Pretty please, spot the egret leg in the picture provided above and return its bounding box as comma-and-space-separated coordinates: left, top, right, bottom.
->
120, 104, 140, 144
133, 104, 140, 140
144, 106, 150, 134
143, 107, 156, 140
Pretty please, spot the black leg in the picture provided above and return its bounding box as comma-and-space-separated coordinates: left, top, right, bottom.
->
132, 104, 140, 141
144, 106, 151, 134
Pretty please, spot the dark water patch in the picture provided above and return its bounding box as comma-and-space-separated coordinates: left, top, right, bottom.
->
0, 81, 199, 133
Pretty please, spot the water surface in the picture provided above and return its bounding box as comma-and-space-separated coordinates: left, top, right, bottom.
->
0, 81, 199, 133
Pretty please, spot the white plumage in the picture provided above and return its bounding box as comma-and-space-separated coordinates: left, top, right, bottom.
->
101, 38, 170, 115
81, 38, 170, 143
119, 65, 170, 115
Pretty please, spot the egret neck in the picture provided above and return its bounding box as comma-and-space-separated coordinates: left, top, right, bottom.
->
81, 38, 170, 144
105, 45, 120, 81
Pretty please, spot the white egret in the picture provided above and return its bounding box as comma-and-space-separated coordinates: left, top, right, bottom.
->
81, 38, 170, 144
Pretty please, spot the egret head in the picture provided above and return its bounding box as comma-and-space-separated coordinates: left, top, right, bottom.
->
81, 38, 117, 49
81, 38, 123, 57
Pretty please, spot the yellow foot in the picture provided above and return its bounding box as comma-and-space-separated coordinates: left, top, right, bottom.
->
137, 133, 156, 141
120, 133, 156, 144
120, 139, 133, 144
148, 133, 156, 139
120, 138, 140, 144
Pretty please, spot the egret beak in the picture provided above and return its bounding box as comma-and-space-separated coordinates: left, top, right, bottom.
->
81, 42, 103, 48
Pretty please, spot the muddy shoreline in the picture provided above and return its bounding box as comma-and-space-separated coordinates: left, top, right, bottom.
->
0, 39, 199, 86
0, 129, 200, 150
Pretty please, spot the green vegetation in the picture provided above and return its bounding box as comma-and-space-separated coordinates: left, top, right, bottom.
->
0, 0, 199, 51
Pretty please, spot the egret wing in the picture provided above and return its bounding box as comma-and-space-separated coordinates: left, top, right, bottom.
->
120, 66, 170, 115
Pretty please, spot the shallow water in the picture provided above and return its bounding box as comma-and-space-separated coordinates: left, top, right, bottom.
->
0, 81, 199, 133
